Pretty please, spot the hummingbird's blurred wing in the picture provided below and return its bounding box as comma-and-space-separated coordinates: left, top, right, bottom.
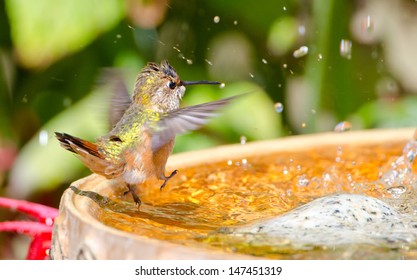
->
151, 95, 240, 151
107, 73, 132, 128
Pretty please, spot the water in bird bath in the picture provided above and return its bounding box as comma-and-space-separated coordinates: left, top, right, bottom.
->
73, 130, 417, 259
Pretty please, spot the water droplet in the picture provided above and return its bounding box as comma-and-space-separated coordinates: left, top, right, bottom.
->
293, 46, 309, 58
22, 95, 28, 103
301, 122, 306, 128
362, 15, 373, 33
240, 136, 247, 145
186, 59, 193, 65
336, 146, 343, 156
116, 34, 122, 39
233, 20, 238, 25
282, 64, 287, 68
249, 73, 254, 78
262, 58, 268, 64
39, 130, 49, 146
242, 158, 248, 166
205, 59, 213, 66
379, 137, 417, 189
213, 16, 220, 23
376, 77, 399, 98
334, 121, 352, 132
283, 6, 287, 11
297, 175, 310, 187
283, 167, 289, 175
45, 218, 54, 226
274, 102, 284, 113
387, 185, 407, 198
323, 173, 332, 182
63, 97, 72, 107
219, 83, 225, 89
371, 49, 379, 59
227, 160, 233, 166
298, 25, 306, 35
340, 39, 352, 59
317, 53, 323, 61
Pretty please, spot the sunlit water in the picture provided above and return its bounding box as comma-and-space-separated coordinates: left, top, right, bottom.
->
87, 136, 417, 259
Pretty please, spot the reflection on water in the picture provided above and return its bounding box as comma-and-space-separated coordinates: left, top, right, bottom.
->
72, 137, 417, 259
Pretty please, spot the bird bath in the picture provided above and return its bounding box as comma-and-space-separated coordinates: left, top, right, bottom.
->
50, 128, 417, 259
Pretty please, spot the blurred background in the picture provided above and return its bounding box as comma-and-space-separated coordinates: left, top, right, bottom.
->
2, 0, 417, 258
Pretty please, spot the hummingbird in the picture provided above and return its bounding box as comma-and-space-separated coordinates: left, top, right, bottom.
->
55, 60, 237, 207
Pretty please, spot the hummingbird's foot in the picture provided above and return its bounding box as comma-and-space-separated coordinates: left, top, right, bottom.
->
125, 184, 141, 207
160, 170, 178, 191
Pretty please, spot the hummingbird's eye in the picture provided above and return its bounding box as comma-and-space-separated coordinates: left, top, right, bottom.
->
168, 81, 177, 89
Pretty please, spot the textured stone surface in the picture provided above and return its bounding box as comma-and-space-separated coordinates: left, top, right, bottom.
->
225, 194, 417, 246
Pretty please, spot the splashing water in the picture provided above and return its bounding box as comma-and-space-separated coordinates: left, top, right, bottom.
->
378, 134, 417, 196
38, 130, 49, 146
340, 39, 352, 59
205, 59, 213, 66
172, 46, 193, 64
293, 46, 309, 58
317, 53, 323, 61
297, 130, 417, 202
213, 130, 417, 258
297, 175, 310, 187
298, 25, 306, 36
274, 102, 284, 113
362, 15, 373, 33
334, 121, 352, 132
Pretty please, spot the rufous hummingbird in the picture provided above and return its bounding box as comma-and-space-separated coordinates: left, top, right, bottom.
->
55, 60, 238, 207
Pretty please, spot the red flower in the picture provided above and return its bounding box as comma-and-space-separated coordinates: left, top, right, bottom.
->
0, 197, 59, 260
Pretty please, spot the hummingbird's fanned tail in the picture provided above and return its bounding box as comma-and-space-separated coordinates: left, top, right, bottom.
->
55, 132, 101, 157
55, 132, 113, 176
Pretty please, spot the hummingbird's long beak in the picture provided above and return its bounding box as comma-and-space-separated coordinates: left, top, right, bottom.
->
180, 80, 220, 86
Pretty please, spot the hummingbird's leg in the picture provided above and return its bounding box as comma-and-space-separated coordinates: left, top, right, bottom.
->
160, 170, 178, 191
125, 184, 141, 207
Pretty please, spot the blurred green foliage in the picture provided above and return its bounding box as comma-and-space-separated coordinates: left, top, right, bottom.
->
1, 0, 417, 209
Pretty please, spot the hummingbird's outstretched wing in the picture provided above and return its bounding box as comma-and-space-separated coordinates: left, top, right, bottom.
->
151, 95, 241, 151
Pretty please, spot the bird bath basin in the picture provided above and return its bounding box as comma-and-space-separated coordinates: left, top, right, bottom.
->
50, 128, 417, 259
